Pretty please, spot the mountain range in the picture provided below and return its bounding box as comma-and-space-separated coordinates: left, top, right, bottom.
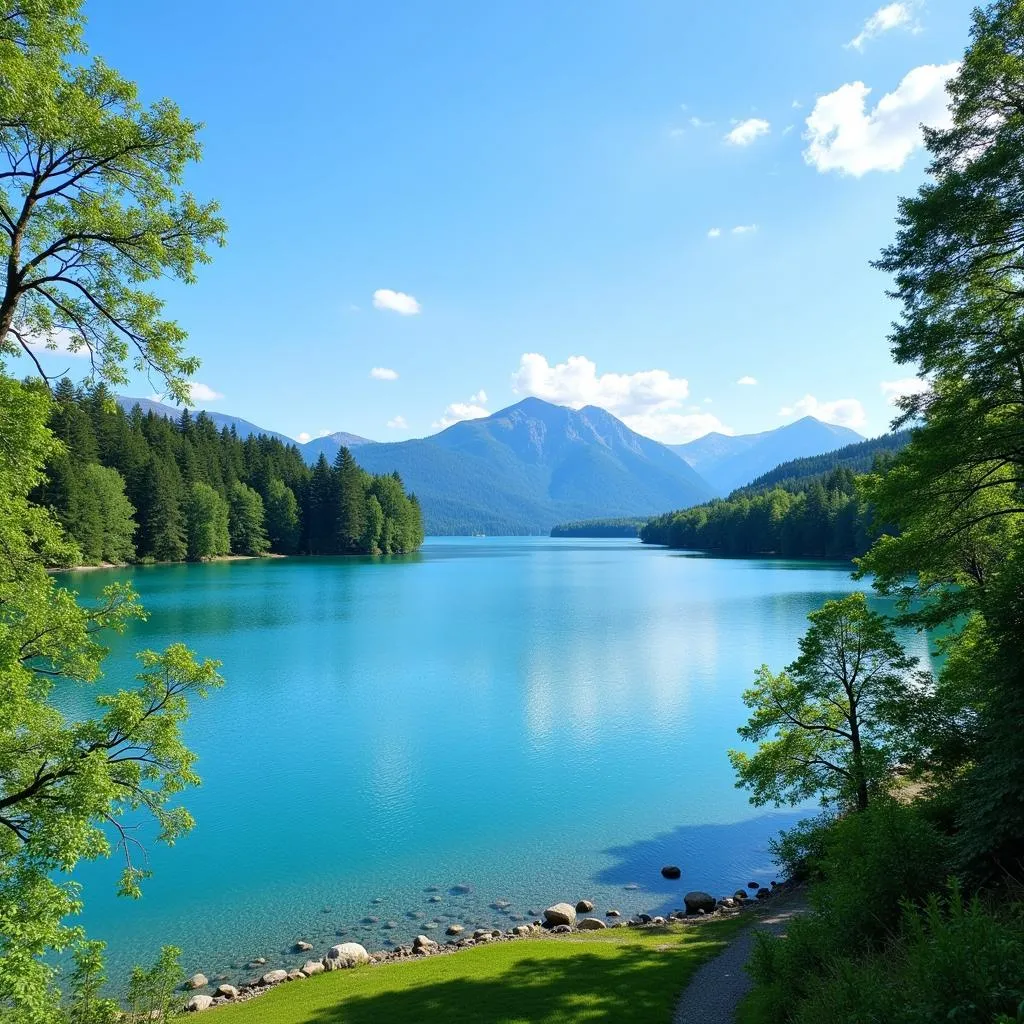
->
118, 395, 866, 534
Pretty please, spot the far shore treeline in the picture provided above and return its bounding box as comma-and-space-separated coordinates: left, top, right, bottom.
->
37, 380, 424, 564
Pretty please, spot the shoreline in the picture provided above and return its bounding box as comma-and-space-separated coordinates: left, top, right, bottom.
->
51, 552, 288, 573
178, 879, 793, 1014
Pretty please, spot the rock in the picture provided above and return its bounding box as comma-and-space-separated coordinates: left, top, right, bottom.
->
294, 941, 313, 952
733, 890, 748, 901
215, 984, 238, 999
187, 973, 209, 990
513, 925, 532, 936
451, 884, 472, 894
382, 921, 399, 930
413, 935, 437, 949
361, 916, 379, 925
325, 942, 370, 969
652, 916, 666, 925
301, 960, 324, 976
428, 895, 443, 903
551, 924, 572, 934
445, 924, 464, 936
371, 897, 384, 904
186, 994, 214, 1012
661, 865, 682, 880
756, 887, 771, 900
491, 899, 512, 910
260, 969, 288, 985
747, 881, 759, 889
407, 910, 424, 919
575, 899, 594, 913
578, 917, 607, 930
475, 932, 492, 943
719, 897, 735, 908
623, 883, 640, 891
605, 909, 620, 917
684, 891, 717, 915
543, 903, 577, 928
287, 970, 305, 981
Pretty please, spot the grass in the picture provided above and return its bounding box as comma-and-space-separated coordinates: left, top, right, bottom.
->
212, 918, 745, 1024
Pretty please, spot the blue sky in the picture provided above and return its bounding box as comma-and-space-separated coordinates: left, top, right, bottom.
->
32, 0, 976, 443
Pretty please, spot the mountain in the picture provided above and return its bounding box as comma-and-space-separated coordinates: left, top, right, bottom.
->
297, 431, 374, 462
344, 398, 715, 535
669, 416, 864, 495
117, 396, 299, 446
731, 429, 913, 498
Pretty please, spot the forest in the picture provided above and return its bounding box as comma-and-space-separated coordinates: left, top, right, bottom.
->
37, 380, 424, 564
640, 466, 874, 559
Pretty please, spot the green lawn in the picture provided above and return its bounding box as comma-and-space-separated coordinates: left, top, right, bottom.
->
212, 918, 744, 1024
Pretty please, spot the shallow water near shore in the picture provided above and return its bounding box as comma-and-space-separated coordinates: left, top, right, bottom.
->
56, 538, 932, 985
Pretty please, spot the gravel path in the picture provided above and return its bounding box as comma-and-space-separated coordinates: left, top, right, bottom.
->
673, 895, 806, 1024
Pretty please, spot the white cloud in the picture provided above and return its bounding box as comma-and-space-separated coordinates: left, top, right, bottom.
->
187, 382, 223, 403
725, 118, 770, 146
804, 62, 958, 176
372, 288, 421, 315
297, 431, 312, 443
433, 391, 490, 429
707, 227, 722, 238
780, 394, 866, 428
22, 326, 88, 358
846, 3, 916, 51
370, 366, 399, 380
881, 376, 929, 404
737, 375, 758, 385
623, 410, 733, 444
386, 415, 408, 429
690, 116, 713, 128
792, 99, 802, 109
731, 224, 758, 234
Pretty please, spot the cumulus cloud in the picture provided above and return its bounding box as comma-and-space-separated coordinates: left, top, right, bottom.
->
370, 367, 399, 380
737, 375, 758, 385
433, 391, 490, 429
297, 431, 312, 443
725, 118, 770, 146
846, 3, 916, 51
707, 227, 722, 238
510, 353, 727, 443
372, 288, 421, 315
780, 394, 866, 429
804, 63, 958, 176
881, 376, 929, 404
187, 382, 223, 403
731, 224, 758, 234
386, 415, 408, 429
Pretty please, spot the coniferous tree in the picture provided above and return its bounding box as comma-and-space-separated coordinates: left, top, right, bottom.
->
334, 447, 367, 551
264, 478, 301, 554
227, 481, 269, 556
139, 458, 186, 562
184, 482, 230, 561
82, 464, 137, 563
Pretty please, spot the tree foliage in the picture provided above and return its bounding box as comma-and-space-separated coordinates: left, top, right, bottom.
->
730, 594, 918, 812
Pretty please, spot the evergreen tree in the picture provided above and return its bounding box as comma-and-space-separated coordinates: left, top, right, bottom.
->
264, 477, 301, 554
334, 447, 367, 551
82, 464, 137, 563
139, 458, 186, 562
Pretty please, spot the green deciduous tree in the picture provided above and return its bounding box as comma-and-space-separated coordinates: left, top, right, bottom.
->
81, 463, 136, 563
184, 480, 229, 561
729, 593, 918, 812
227, 480, 269, 556
263, 477, 300, 554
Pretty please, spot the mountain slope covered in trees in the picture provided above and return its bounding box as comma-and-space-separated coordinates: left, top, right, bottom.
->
44, 383, 423, 563
349, 397, 715, 534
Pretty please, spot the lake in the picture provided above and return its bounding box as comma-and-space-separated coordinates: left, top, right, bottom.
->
58, 538, 932, 984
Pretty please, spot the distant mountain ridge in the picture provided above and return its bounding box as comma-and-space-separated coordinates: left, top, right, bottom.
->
669, 416, 864, 495
119, 393, 877, 535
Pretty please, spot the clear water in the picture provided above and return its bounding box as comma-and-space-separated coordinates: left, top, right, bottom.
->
56, 538, 932, 984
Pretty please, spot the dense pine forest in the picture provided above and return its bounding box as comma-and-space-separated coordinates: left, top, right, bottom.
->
37, 380, 424, 564
549, 517, 645, 537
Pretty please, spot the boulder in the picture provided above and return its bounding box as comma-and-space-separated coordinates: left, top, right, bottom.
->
756, 887, 771, 900
301, 960, 324, 977
661, 865, 682, 880
260, 969, 288, 985
325, 942, 370, 969
413, 935, 437, 949
186, 994, 214, 1012
575, 899, 594, 913
652, 916, 666, 925
747, 881, 759, 889
287, 970, 305, 981
451, 883, 472, 894
605, 909, 621, 917
445, 924, 464, 936
637, 913, 653, 924
215, 984, 238, 999
428, 895, 443, 903
187, 974, 209, 990
733, 890, 748, 901
684, 891, 717, 915
513, 925, 532, 936
543, 903, 577, 928
578, 917, 607, 930
294, 940, 313, 952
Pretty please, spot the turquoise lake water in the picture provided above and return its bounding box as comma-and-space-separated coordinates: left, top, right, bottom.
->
57, 538, 933, 985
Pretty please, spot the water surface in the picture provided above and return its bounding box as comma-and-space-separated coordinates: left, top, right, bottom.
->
58, 538, 931, 982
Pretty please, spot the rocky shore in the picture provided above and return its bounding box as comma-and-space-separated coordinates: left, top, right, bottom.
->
180, 876, 787, 1013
